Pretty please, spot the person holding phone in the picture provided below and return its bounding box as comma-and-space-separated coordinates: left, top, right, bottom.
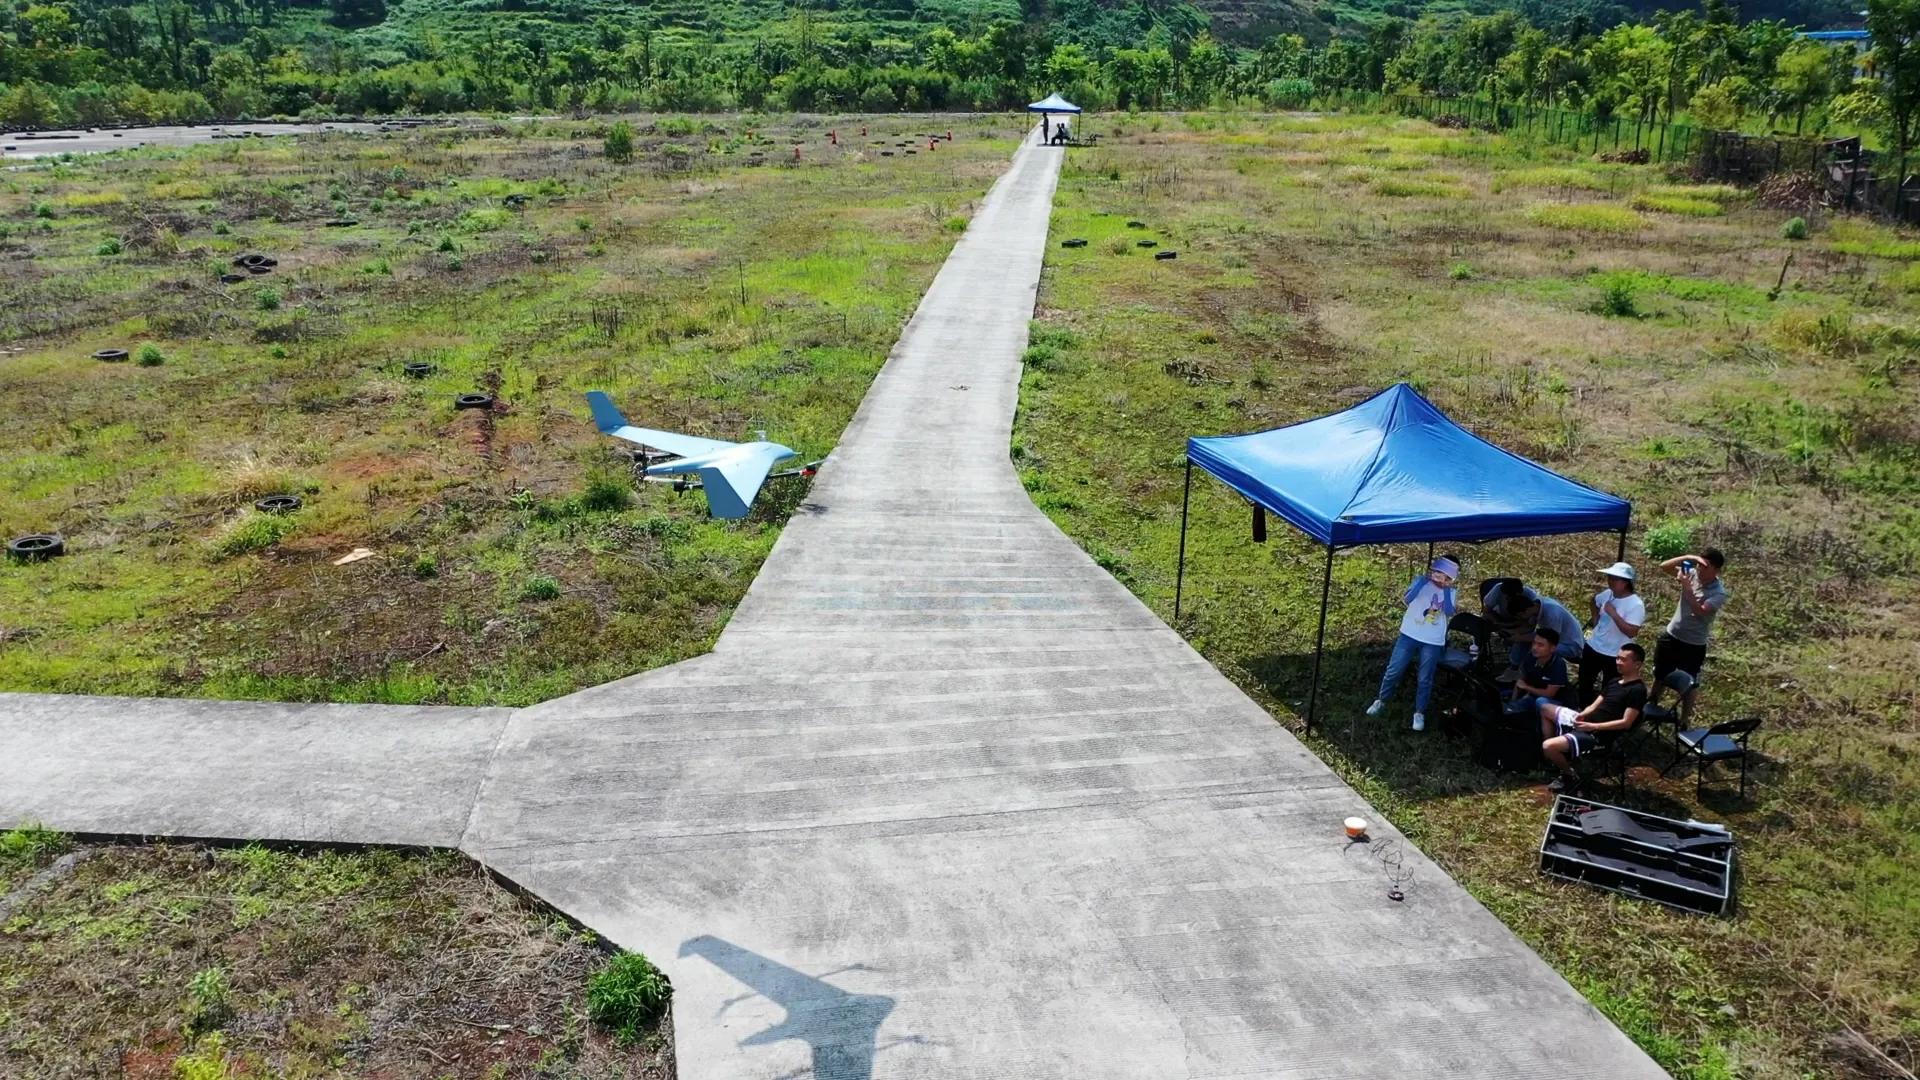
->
1650, 547, 1730, 725
1366, 555, 1460, 732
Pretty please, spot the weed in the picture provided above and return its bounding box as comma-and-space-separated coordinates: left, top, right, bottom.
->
361, 258, 391, 275
1526, 203, 1647, 233
1022, 343, 1059, 370
412, 554, 439, 579
944, 215, 968, 232
172, 1033, 234, 1080
213, 222, 230, 236
1371, 177, 1465, 198
212, 512, 294, 557
446, 254, 464, 271
257, 289, 281, 311
577, 472, 635, 513
1781, 216, 1809, 240
436, 235, 459, 253
521, 575, 561, 601
95, 237, 123, 256
1448, 262, 1473, 281
31, 200, 53, 219
459, 208, 513, 233
185, 967, 232, 1034
135, 343, 166, 366
1630, 194, 1722, 217
587, 952, 672, 1044
1107, 236, 1131, 255
1642, 520, 1695, 561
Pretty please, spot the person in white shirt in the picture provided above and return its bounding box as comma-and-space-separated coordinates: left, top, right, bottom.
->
1578, 561, 1645, 706
1365, 555, 1460, 732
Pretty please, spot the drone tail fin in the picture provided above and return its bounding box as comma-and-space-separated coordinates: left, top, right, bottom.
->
585, 391, 628, 435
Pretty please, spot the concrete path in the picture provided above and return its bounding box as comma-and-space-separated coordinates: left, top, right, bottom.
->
1, 135, 1666, 1079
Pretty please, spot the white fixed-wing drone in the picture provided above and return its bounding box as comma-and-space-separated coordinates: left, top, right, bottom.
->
586, 391, 819, 519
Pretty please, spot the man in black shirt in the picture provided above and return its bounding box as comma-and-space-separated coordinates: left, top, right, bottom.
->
1538, 641, 1647, 793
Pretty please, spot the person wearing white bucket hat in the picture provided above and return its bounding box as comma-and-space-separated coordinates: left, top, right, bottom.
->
1578, 560, 1645, 706
1365, 554, 1460, 732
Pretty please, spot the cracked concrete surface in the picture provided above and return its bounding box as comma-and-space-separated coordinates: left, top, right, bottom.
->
1, 134, 1666, 1079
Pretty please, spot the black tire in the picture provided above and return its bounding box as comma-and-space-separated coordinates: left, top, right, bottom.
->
1061, 239, 1087, 248
455, 393, 495, 410
247, 264, 273, 275
1126, 220, 1147, 229
7, 534, 64, 560
324, 218, 358, 227
1136, 239, 1158, 248
92, 348, 128, 362
880, 152, 893, 157
254, 495, 303, 514
219, 273, 246, 284
234, 254, 277, 269
1154, 251, 1177, 261
403, 362, 435, 378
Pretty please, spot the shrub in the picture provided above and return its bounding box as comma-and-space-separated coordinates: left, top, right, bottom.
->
437, 235, 458, 253
185, 967, 232, 1034
1594, 278, 1639, 318
213, 222, 231, 235
1643, 520, 1695, 561
458, 208, 513, 233
96, 236, 123, 256
257, 289, 281, 312
136, 343, 165, 366
944, 215, 967, 232
361, 258, 391, 275
213, 511, 294, 556
521, 575, 561, 601
31, 200, 54, 219
446, 254, 464, 271
575, 216, 593, 232
1526, 203, 1647, 233
1781, 216, 1809, 240
1448, 262, 1473, 281
587, 952, 672, 1043
605, 121, 635, 164
578, 471, 635, 512
412, 554, 439, 579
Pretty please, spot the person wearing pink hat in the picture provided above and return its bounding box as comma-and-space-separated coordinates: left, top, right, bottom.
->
1578, 561, 1646, 706
1365, 554, 1460, 732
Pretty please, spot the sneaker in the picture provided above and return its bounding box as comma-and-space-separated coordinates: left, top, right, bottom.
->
1548, 773, 1580, 794
1410, 712, 1426, 732
1365, 699, 1385, 718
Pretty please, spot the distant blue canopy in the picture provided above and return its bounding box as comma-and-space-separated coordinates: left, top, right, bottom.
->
1186, 383, 1630, 548
1027, 93, 1082, 114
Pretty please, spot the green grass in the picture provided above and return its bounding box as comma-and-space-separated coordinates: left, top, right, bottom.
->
0, 116, 1018, 706
1491, 165, 1611, 193
1026, 111, 1920, 1080
0, 842, 669, 1075
1526, 202, 1649, 233
1631, 194, 1724, 217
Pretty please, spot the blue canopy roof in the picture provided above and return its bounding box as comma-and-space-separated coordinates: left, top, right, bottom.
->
1186, 383, 1630, 547
1027, 93, 1082, 114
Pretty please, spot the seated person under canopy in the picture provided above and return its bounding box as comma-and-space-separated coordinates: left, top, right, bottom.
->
1507, 626, 1571, 715
1538, 641, 1648, 793
1482, 578, 1584, 670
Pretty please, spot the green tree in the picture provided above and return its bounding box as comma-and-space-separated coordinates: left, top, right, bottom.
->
1865, 0, 1920, 160
604, 119, 633, 162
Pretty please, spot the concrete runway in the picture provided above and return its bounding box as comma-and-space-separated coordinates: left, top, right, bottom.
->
2, 121, 389, 159
1, 133, 1667, 1079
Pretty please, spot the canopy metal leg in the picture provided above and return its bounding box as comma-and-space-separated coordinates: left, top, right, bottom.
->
1174, 459, 1193, 619
1618, 528, 1628, 563
1305, 544, 1334, 735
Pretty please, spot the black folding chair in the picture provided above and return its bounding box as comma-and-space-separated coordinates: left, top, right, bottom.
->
1638, 669, 1697, 733
1665, 717, 1763, 799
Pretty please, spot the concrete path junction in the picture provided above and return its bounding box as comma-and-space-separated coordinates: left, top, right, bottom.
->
1, 133, 1667, 1080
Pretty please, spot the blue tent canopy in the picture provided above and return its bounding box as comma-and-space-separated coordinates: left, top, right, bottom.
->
1186, 383, 1630, 548
1026, 93, 1082, 114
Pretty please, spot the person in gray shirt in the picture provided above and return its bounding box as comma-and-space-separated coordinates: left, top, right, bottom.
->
1483, 579, 1585, 670
1650, 547, 1730, 725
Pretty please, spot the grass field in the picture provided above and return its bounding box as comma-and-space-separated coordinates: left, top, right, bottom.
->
0, 114, 1017, 706
0, 827, 672, 1077
1022, 112, 1920, 1079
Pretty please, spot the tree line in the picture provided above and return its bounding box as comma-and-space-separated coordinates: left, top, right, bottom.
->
4, 0, 1920, 157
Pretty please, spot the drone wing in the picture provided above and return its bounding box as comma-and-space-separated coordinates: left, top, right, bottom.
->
586, 391, 736, 459
693, 443, 794, 520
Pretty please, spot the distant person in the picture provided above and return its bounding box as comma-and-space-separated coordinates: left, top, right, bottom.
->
1578, 562, 1645, 706
1539, 641, 1648, 793
1482, 578, 1584, 672
1054, 121, 1069, 145
1650, 547, 1730, 726
1508, 626, 1570, 715
1365, 555, 1460, 732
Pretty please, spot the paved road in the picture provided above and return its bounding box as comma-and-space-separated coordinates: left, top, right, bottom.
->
1, 121, 391, 159
1, 134, 1666, 1079
461, 136, 1668, 1079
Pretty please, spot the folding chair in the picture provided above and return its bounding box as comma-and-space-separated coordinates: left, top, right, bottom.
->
1665, 717, 1762, 799
1638, 669, 1696, 733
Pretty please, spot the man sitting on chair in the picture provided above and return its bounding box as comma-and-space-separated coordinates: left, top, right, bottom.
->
1509, 627, 1570, 715
1539, 641, 1647, 794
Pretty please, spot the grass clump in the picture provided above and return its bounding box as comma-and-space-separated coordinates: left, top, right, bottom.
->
1827, 219, 1920, 259
135, 343, 165, 366
458, 208, 514, 233
1448, 262, 1473, 281
95, 237, 123, 256
1781, 216, 1809, 240
1527, 203, 1647, 233
1371, 177, 1466, 198
212, 511, 295, 557
1593, 277, 1640, 317
520, 575, 561, 601
587, 951, 672, 1044
577, 471, 635, 513
256, 289, 281, 311
1630, 194, 1722, 217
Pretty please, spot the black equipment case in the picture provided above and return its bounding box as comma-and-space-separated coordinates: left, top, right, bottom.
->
1538, 796, 1736, 916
